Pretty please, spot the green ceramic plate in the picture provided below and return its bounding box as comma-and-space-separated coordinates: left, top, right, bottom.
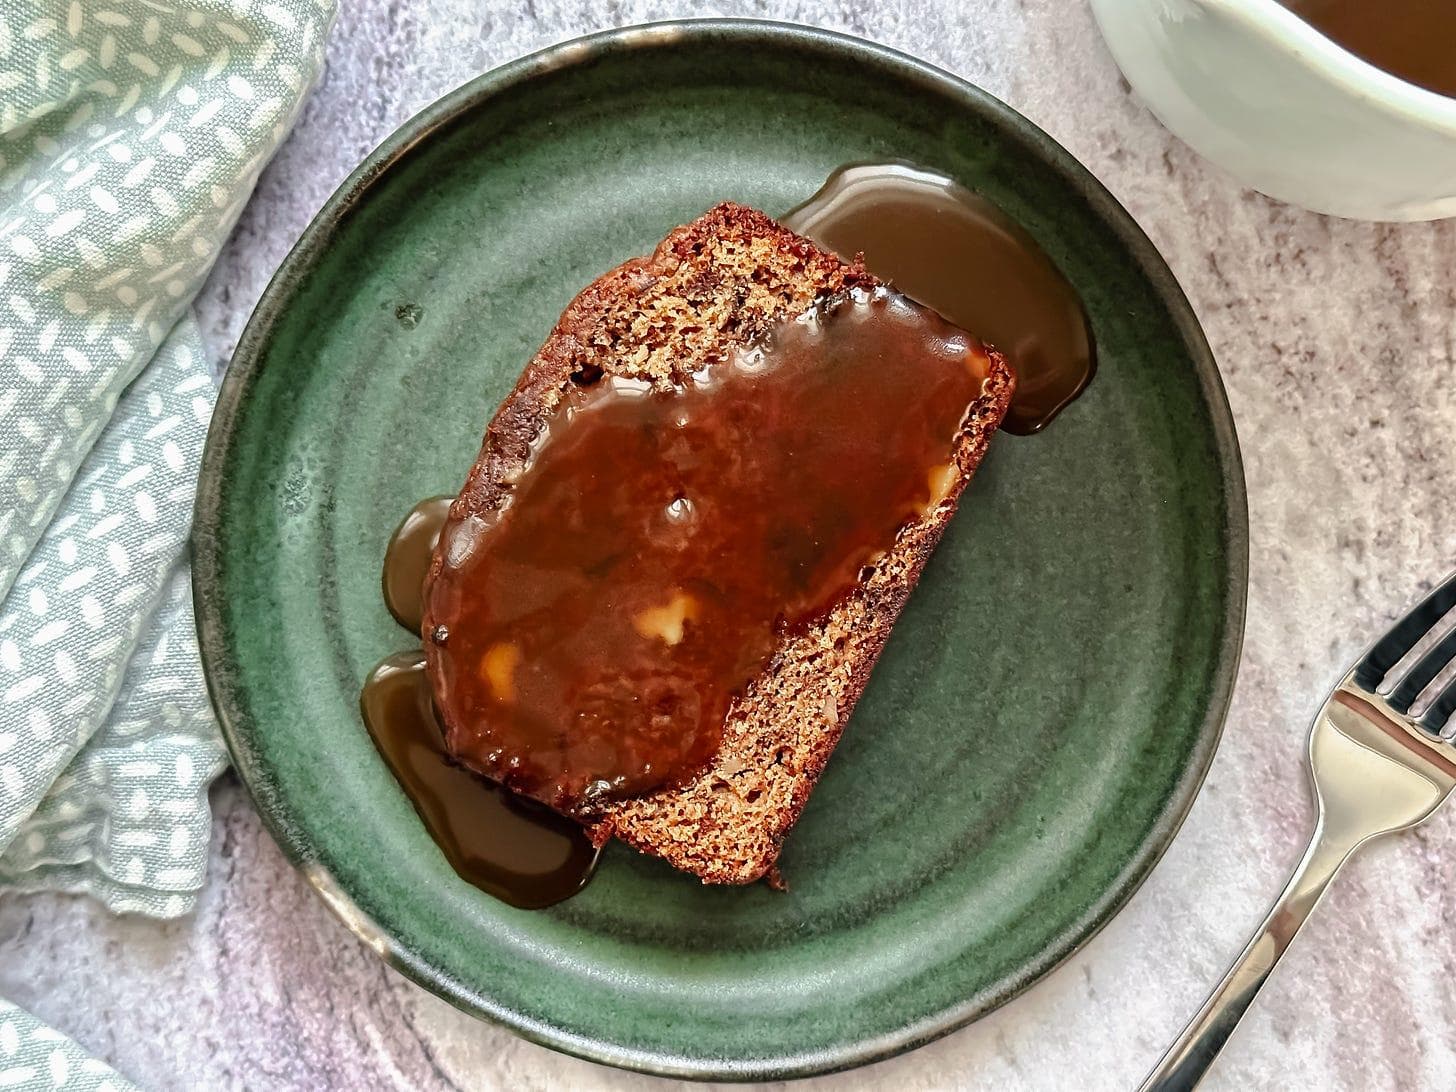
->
193, 20, 1246, 1081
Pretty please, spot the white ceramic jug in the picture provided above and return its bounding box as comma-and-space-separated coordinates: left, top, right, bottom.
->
1091, 0, 1456, 221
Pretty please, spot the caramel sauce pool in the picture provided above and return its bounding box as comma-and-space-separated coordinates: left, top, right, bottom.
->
424, 289, 994, 815
1280, 0, 1456, 99
361, 500, 599, 908
782, 162, 1093, 435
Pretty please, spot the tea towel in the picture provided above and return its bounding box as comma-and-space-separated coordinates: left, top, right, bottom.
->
0, 0, 335, 1085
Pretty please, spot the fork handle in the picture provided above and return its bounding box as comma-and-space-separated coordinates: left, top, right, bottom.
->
1138, 821, 1359, 1091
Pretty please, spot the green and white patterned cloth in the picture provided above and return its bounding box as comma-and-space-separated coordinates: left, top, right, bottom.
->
0, 1, 334, 1087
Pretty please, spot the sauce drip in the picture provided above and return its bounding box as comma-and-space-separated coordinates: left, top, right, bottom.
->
382, 495, 453, 632
361, 497, 599, 909
782, 162, 1093, 435
424, 288, 994, 815
1280, 1, 1456, 99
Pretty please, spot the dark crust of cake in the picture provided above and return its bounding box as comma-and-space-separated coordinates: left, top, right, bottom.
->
423, 202, 1015, 885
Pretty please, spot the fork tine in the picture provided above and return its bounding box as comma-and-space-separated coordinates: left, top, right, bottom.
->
1354, 570, 1456, 691
1420, 676, 1456, 734
1387, 624, 1456, 712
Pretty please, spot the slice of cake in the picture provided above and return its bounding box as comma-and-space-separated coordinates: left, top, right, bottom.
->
422, 203, 1014, 885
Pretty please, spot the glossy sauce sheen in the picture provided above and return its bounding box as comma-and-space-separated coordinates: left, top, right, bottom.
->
782, 162, 1093, 435
363, 498, 598, 908
359, 650, 599, 908
425, 289, 992, 815
1280, 0, 1456, 99
382, 495, 453, 633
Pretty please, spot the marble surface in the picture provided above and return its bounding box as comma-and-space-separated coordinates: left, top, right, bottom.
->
4, 1, 1456, 1088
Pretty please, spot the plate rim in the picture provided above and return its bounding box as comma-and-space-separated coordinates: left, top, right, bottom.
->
192, 17, 1249, 1082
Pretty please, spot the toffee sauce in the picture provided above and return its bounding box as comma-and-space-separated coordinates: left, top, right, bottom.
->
1280, 0, 1456, 99
424, 289, 995, 815
782, 161, 1094, 435
361, 499, 600, 909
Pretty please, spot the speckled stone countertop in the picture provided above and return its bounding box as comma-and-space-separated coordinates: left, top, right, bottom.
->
4, 2, 1455, 1089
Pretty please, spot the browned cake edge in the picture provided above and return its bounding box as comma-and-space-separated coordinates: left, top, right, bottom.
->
442, 203, 876, 524
426, 202, 1015, 886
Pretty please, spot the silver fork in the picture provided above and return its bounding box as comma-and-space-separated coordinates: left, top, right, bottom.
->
1141, 571, 1456, 1091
